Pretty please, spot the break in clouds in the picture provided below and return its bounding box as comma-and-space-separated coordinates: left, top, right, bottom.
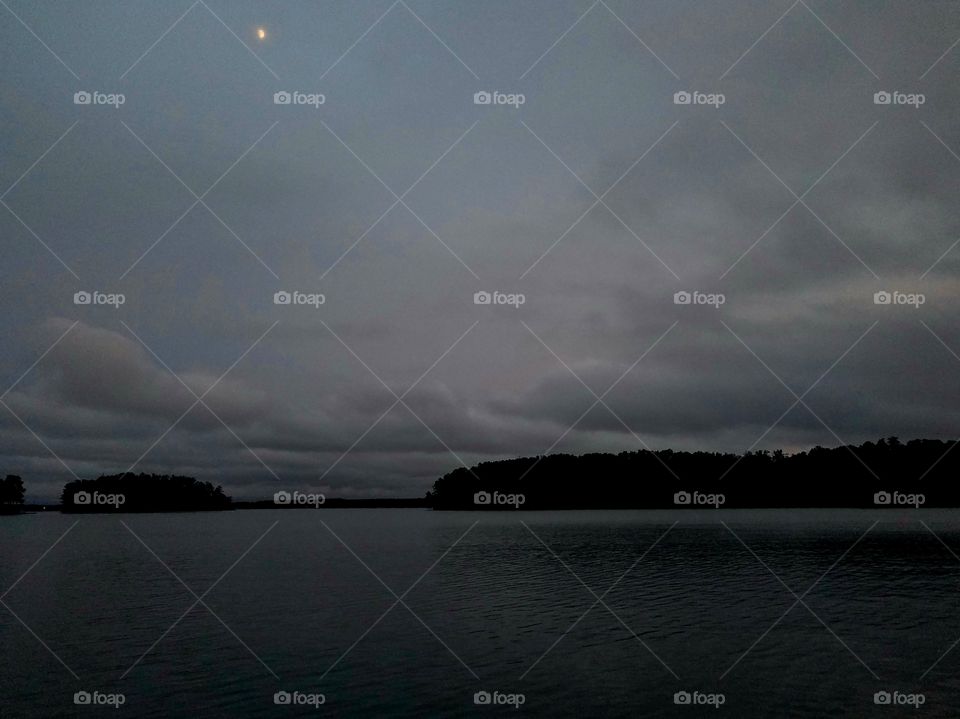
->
1, 1, 959, 500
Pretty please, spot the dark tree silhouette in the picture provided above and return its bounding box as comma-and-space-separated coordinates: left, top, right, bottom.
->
61, 473, 232, 513
0, 474, 25, 513
427, 438, 960, 509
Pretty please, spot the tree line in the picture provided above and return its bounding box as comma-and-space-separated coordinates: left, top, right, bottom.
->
427, 438, 960, 509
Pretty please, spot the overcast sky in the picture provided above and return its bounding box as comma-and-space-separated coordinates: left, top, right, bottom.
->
1, 0, 959, 501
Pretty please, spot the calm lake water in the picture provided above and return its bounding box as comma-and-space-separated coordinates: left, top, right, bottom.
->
2, 509, 960, 717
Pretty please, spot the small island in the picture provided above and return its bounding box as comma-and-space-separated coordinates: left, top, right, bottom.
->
61, 473, 232, 513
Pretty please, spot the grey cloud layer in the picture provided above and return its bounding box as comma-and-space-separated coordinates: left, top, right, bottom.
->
1, 0, 958, 500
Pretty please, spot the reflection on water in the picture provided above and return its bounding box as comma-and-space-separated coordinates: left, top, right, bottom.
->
2, 509, 960, 717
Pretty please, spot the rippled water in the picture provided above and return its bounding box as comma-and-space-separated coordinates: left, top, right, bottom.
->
2, 509, 960, 717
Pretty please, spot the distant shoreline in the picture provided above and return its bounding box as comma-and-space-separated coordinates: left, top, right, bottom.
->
10, 501, 960, 514
4, 438, 956, 514
15, 498, 432, 513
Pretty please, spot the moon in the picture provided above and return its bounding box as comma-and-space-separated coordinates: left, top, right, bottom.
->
257, 27, 266, 40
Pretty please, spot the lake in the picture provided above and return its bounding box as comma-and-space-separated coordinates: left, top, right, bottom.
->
2, 509, 959, 717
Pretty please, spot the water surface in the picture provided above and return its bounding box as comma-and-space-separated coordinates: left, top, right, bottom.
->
2, 509, 959, 717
